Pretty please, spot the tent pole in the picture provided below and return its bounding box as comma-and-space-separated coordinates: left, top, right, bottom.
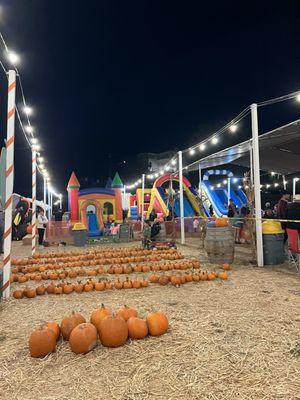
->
178, 151, 185, 244
249, 141, 254, 185
198, 164, 202, 200
2, 70, 16, 299
293, 178, 297, 199
227, 177, 231, 207
31, 147, 37, 255
283, 175, 286, 190
251, 103, 264, 267
141, 174, 145, 231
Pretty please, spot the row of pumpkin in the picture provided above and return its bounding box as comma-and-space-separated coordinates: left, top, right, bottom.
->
13, 268, 230, 299
29, 305, 169, 358
10, 260, 201, 284
13, 247, 179, 266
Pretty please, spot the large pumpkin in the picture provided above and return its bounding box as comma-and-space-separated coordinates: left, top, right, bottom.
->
28, 326, 56, 358
43, 321, 60, 341
146, 311, 168, 336
127, 317, 148, 339
98, 315, 128, 347
69, 323, 98, 354
61, 312, 86, 340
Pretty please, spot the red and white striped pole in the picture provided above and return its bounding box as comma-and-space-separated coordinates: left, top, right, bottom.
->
31, 147, 37, 254
2, 70, 16, 299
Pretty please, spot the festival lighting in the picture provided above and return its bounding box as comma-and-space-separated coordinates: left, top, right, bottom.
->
199, 143, 206, 151
25, 125, 34, 134
171, 159, 176, 165
210, 186, 214, 190
6, 50, 20, 65
266, 184, 270, 188
217, 183, 221, 188
229, 124, 237, 133
189, 148, 195, 155
23, 106, 33, 116
154, 173, 159, 178
30, 138, 38, 145
274, 183, 279, 187
211, 137, 218, 145
296, 94, 300, 103
233, 178, 238, 183
165, 165, 170, 171
223, 180, 227, 184
271, 171, 275, 176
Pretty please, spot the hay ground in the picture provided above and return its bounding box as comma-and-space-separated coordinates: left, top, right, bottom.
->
0, 242, 300, 400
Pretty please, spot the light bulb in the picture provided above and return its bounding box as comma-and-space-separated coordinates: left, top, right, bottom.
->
25, 125, 34, 134
199, 143, 206, 151
189, 148, 195, 155
212, 137, 218, 145
6, 51, 20, 65
229, 124, 237, 133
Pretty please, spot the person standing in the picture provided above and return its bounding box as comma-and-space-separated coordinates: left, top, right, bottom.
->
277, 191, 290, 241
37, 209, 48, 246
227, 199, 236, 218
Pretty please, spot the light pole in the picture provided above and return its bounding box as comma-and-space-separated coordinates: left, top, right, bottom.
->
250, 103, 263, 267
178, 151, 185, 244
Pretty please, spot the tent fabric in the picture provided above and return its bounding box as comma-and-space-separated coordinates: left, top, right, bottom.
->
189, 119, 300, 175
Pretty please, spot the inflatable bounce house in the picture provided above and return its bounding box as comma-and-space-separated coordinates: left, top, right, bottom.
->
67, 171, 124, 236
128, 173, 203, 220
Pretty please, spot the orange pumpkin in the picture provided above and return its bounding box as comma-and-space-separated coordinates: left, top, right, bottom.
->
44, 321, 60, 341
90, 304, 111, 329
127, 317, 148, 339
13, 289, 24, 299
222, 263, 231, 271
69, 323, 98, 354
29, 326, 56, 358
98, 315, 128, 347
116, 305, 138, 321
61, 312, 86, 340
219, 271, 228, 280
215, 217, 228, 227
146, 311, 169, 336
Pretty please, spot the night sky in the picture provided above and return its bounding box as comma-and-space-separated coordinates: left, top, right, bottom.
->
0, 1, 300, 204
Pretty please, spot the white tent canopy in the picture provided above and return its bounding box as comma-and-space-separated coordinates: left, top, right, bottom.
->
189, 119, 300, 175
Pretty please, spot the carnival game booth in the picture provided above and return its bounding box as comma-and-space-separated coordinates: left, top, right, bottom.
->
67, 171, 124, 236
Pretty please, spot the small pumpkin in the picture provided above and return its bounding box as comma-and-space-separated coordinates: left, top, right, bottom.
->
94, 280, 105, 291
28, 326, 56, 358
25, 287, 37, 298
170, 275, 181, 286
90, 304, 111, 328
74, 281, 84, 293
218, 271, 228, 280
222, 263, 231, 271
69, 323, 98, 354
83, 282, 94, 292
146, 311, 169, 336
36, 285, 46, 295
98, 315, 128, 347
13, 289, 24, 299
127, 317, 148, 339
61, 312, 86, 340
132, 279, 141, 289
123, 278, 132, 289
158, 275, 169, 286
116, 305, 138, 321
115, 279, 123, 290
149, 274, 159, 283
44, 321, 60, 341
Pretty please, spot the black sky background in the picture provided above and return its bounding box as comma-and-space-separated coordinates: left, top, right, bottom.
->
0, 0, 300, 204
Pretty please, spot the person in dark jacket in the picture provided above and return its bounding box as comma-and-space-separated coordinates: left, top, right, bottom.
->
286, 199, 300, 232
277, 191, 291, 242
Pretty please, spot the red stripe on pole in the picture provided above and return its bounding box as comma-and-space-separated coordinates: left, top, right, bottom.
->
8, 81, 16, 92
5, 164, 13, 177
0, 280, 10, 292
4, 196, 12, 209
7, 108, 15, 119
2, 254, 10, 265
6, 135, 15, 147
3, 227, 12, 239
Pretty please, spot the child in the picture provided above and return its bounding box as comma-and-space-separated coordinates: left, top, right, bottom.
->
193, 217, 200, 233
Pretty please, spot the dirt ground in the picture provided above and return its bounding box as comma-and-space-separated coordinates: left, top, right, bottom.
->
0, 241, 300, 400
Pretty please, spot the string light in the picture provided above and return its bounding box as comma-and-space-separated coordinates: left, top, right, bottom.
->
223, 179, 227, 185
189, 148, 195, 155
274, 183, 279, 187
23, 106, 33, 116
171, 159, 176, 165
266, 184, 270, 188
30, 138, 38, 145
271, 171, 275, 176
211, 137, 218, 145
6, 50, 20, 65
25, 125, 34, 134
199, 143, 206, 151
229, 124, 238, 133
296, 94, 300, 103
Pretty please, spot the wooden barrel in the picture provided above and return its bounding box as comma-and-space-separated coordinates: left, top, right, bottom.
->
204, 227, 234, 264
